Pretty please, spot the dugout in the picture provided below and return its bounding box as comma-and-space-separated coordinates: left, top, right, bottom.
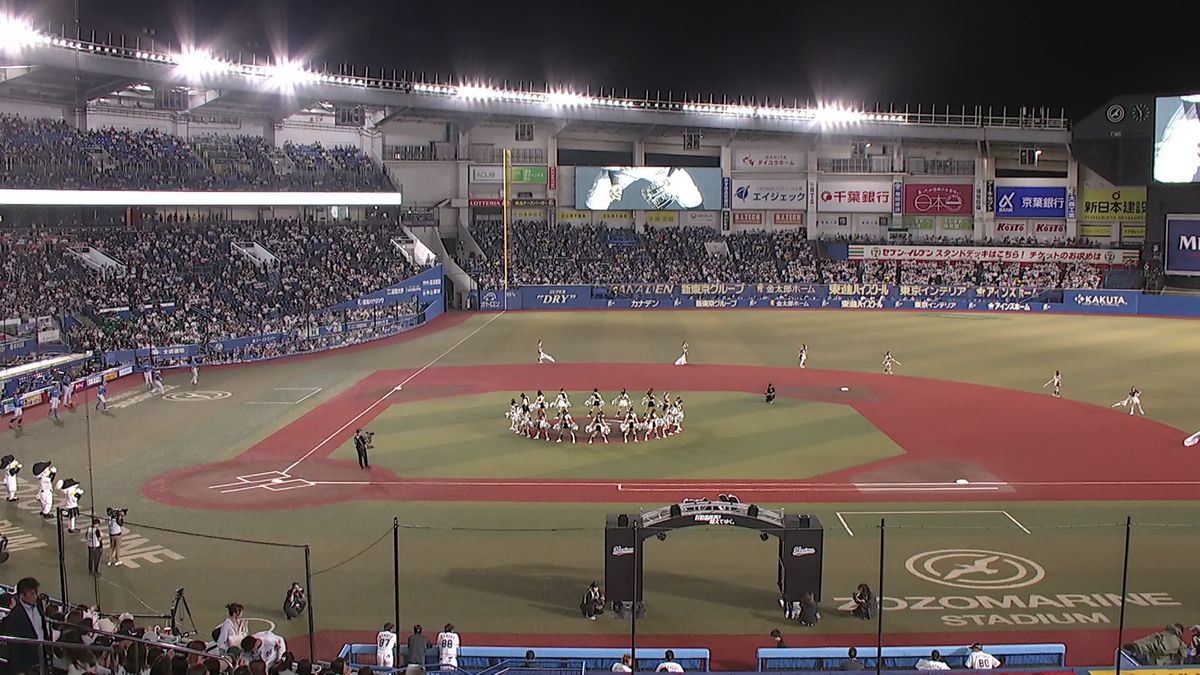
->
604, 502, 823, 615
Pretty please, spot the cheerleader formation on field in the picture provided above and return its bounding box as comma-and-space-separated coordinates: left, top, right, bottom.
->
507, 388, 685, 444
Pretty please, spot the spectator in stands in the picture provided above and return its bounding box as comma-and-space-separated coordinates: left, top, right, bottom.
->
850, 583, 877, 620
965, 644, 1002, 670
328, 658, 350, 675
521, 651, 537, 668
0, 577, 49, 674
283, 583, 305, 620
915, 650, 950, 670
840, 647, 866, 671
271, 653, 297, 675
656, 649, 684, 672
356, 667, 374, 675
295, 658, 314, 675
611, 654, 634, 672
405, 625, 430, 666
580, 582, 605, 620
769, 629, 787, 648
1124, 624, 1188, 666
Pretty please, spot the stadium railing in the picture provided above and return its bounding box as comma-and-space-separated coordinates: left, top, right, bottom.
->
756, 644, 1066, 671
339, 645, 710, 673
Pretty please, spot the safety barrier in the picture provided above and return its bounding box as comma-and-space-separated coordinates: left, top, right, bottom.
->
477, 285, 1200, 318
338, 645, 711, 673
757, 644, 1066, 671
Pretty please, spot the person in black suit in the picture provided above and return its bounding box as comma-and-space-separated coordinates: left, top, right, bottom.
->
0, 577, 49, 675
354, 429, 372, 470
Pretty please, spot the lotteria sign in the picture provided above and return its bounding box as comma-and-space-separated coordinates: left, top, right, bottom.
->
903, 183, 972, 215
995, 186, 1068, 218
1165, 215, 1200, 276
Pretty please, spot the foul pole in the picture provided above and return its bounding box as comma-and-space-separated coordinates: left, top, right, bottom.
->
503, 148, 512, 310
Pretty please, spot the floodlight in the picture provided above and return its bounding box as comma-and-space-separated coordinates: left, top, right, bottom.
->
174, 48, 229, 80
0, 16, 44, 51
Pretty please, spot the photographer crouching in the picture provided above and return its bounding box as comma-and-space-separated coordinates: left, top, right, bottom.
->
355, 429, 374, 470
106, 507, 127, 567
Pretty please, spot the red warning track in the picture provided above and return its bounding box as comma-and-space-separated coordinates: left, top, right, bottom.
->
145, 363, 1198, 510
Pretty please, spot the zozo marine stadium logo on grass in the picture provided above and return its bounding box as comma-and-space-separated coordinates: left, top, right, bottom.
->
905, 549, 1046, 590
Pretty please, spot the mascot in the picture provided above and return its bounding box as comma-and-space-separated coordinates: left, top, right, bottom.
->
58, 478, 84, 532
32, 461, 57, 519
1, 455, 20, 502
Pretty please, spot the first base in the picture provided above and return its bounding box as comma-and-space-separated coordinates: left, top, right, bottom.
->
1185, 430, 1200, 447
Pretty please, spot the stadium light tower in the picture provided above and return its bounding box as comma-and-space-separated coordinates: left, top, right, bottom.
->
0, 15, 46, 52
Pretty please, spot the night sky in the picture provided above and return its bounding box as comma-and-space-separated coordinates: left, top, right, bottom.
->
15, 0, 1200, 119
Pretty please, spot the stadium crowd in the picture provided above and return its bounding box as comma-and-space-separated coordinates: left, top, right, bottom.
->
0, 116, 391, 191
2, 217, 421, 352
462, 221, 1118, 289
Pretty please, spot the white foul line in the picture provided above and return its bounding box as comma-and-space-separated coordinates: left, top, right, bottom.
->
835, 510, 1033, 537
280, 311, 505, 474
246, 387, 324, 405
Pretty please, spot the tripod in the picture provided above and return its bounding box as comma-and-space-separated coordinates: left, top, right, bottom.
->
170, 587, 198, 637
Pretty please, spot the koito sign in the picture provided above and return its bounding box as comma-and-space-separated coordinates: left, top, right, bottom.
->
903, 183, 972, 215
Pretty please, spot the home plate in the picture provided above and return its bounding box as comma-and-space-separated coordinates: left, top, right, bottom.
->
271, 478, 285, 484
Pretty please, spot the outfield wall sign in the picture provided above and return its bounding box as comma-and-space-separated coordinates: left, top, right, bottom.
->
847, 245, 1138, 265
1165, 215, 1200, 276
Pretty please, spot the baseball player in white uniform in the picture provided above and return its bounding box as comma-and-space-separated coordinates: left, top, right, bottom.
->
798, 344, 807, 368
437, 624, 460, 667
376, 623, 398, 669
882, 351, 902, 375
674, 341, 688, 366
537, 340, 556, 364
1042, 370, 1062, 398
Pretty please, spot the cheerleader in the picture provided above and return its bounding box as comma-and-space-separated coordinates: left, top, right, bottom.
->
534, 405, 551, 441
2, 455, 20, 502
1042, 370, 1062, 398
798, 344, 807, 368
587, 409, 610, 444
882, 351, 902, 375
519, 404, 533, 436
672, 396, 685, 433
537, 340, 557, 364
507, 398, 521, 433
653, 407, 669, 438
765, 383, 777, 404
674, 341, 689, 366
612, 388, 632, 412
621, 410, 640, 443
555, 388, 571, 411
59, 478, 84, 533
1112, 386, 1138, 413
556, 410, 578, 444
585, 388, 604, 411
644, 410, 662, 441
642, 388, 657, 413
535, 390, 546, 407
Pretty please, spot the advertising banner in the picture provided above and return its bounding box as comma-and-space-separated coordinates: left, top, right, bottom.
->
994, 185, 1068, 218
985, 180, 995, 212
773, 212, 805, 226
903, 183, 972, 215
1080, 188, 1148, 222
1166, 216, 1200, 275
1121, 224, 1146, 238
817, 181, 893, 212
734, 149, 802, 171
548, 166, 557, 191
511, 198, 554, 207
731, 179, 807, 210
682, 211, 719, 227
1064, 290, 1139, 314
1066, 186, 1077, 219
733, 212, 763, 226
511, 208, 543, 220
323, 265, 444, 313
1080, 224, 1112, 237
994, 222, 1029, 236
646, 211, 679, 226
721, 177, 732, 209
847, 244, 1139, 265
941, 217, 973, 231
892, 181, 903, 215
576, 167, 723, 210
470, 165, 548, 184
556, 209, 591, 225
1032, 222, 1068, 236
468, 198, 503, 208
904, 216, 935, 230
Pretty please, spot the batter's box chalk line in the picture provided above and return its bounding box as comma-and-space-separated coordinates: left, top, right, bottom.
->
207, 471, 316, 494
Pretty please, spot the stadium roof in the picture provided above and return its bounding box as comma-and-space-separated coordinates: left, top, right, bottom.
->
0, 18, 1070, 145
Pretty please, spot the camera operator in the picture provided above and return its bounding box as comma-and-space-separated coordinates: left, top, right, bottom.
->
283, 582, 306, 620
106, 508, 127, 567
354, 429, 373, 470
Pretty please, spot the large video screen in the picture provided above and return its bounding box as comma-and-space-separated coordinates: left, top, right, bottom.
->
1165, 215, 1200, 276
575, 167, 722, 210
1154, 95, 1200, 183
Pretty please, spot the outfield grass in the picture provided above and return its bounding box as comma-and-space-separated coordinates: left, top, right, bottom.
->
4, 309, 1200, 648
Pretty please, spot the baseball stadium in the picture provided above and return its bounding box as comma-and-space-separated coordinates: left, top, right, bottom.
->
2, 8, 1200, 675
